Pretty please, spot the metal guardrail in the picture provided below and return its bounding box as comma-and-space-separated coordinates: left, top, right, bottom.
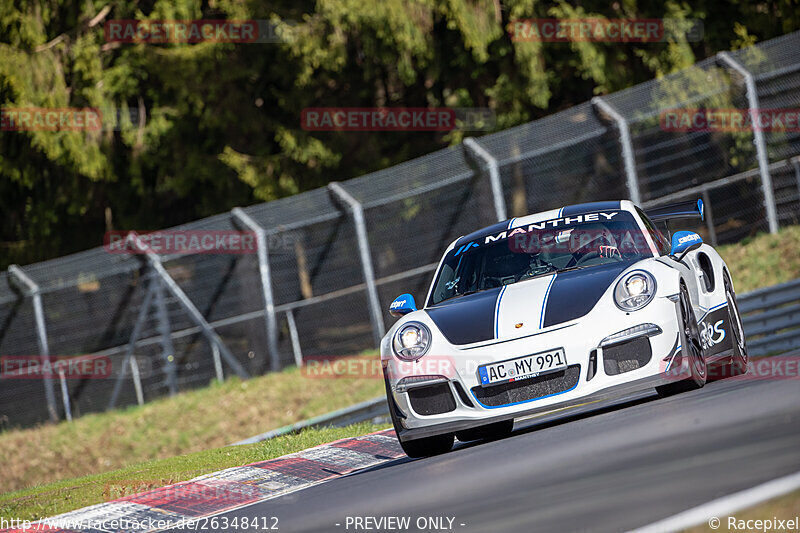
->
740, 278, 800, 356
230, 396, 389, 445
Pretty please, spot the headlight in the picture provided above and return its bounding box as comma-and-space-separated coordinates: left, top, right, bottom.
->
614, 271, 657, 311
392, 322, 431, 361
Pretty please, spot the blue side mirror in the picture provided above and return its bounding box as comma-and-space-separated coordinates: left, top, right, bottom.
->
670, 231, 703, 260
389, 293, 417, 317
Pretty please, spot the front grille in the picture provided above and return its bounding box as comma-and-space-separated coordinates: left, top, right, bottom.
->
471, 365, 581, 407
407, 383, 457, 415
603, 337, 652, 375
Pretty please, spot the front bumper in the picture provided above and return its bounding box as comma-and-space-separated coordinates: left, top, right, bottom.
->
384, 295, 690, 441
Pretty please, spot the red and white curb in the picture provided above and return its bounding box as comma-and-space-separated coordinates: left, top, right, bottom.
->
2, 429, 404, 532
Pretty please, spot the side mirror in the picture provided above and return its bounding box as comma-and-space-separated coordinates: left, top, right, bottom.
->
389, 293, 417, 317
670, 231, 703, 261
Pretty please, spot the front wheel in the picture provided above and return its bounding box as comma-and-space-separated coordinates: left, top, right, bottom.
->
399, 433, 455, 458
383, 370, 455, 458
657, 283, 707, 397
720, 271, 748, 378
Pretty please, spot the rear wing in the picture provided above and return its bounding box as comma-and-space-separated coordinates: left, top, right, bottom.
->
645, 199, 704, 222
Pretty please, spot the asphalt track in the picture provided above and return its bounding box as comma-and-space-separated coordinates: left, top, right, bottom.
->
168, 358, 800, 533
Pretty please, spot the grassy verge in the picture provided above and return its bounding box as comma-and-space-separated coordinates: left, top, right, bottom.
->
0, 355, 384, 494
717, 225, 800, 293
686, 488, 800, 532
0, 422, 387, 523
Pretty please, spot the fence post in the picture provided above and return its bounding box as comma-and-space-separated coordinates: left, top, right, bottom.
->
126, 232, 250, 379
107, 273, 157, 410
463, 138, 508, 221
211, 342, 224, 382
702, 189, 718, 246
58, 369, 72, 422
718, 51, 779, 234
8, 265, 59, 423
153, 277, 178, 396
591, 97, 642, 205
328, 182, 386, 346
108, 272, 155, 409
792, 157, 800, 202
231, 207, 281, 372
285, 309, 303, 367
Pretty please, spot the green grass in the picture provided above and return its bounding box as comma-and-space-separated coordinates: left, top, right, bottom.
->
0, 422, 387, 523
717, 225, 800, 293
0, 354, 384, 494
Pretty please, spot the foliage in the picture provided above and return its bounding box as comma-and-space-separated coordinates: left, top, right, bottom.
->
1, 0, 798, 267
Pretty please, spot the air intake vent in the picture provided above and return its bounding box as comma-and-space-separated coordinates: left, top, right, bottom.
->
603, 337, 652, 375
407, 383, 457, 415
471, 365, 581, 407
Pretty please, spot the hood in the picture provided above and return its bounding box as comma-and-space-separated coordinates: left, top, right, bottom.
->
425, 261, 634, 345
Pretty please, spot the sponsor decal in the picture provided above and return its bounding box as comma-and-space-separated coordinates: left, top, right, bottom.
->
484, 212, 619, 246
678, 233, 701, 244
699, 319, 726, 350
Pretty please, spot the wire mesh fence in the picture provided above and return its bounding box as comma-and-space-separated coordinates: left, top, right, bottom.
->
2, 31, 800, 428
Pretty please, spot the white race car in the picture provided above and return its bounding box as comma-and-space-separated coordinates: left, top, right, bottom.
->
382, 200, 748, 457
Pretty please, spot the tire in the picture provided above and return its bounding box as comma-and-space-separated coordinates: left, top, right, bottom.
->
383, 370, 455, 458
722, 271, 749, 377
398, 432, 455, 458
657, 283, 707, 397
456, 420, 514, 442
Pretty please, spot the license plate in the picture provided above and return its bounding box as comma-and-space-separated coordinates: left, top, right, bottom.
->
478, 348, 567, 387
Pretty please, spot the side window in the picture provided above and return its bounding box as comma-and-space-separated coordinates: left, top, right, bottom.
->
635, 208, 671, 255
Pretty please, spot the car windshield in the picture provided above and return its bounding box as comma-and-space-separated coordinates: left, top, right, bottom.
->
429, 211, 653, 305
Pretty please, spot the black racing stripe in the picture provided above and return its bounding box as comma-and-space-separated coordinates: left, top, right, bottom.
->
542, 261, 632, 327
425, 288, 502, 345
560, 201, 621, 216
455, 220, 512, 248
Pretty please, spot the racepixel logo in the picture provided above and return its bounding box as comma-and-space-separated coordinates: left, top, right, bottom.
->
104, 20, 294, 43
104, 230, 257, 255
1, 107, 102, 131
660, 108, 800, 132
508, 18, 703, 42
300, 108, 495, 132
1, 355, 111, 379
